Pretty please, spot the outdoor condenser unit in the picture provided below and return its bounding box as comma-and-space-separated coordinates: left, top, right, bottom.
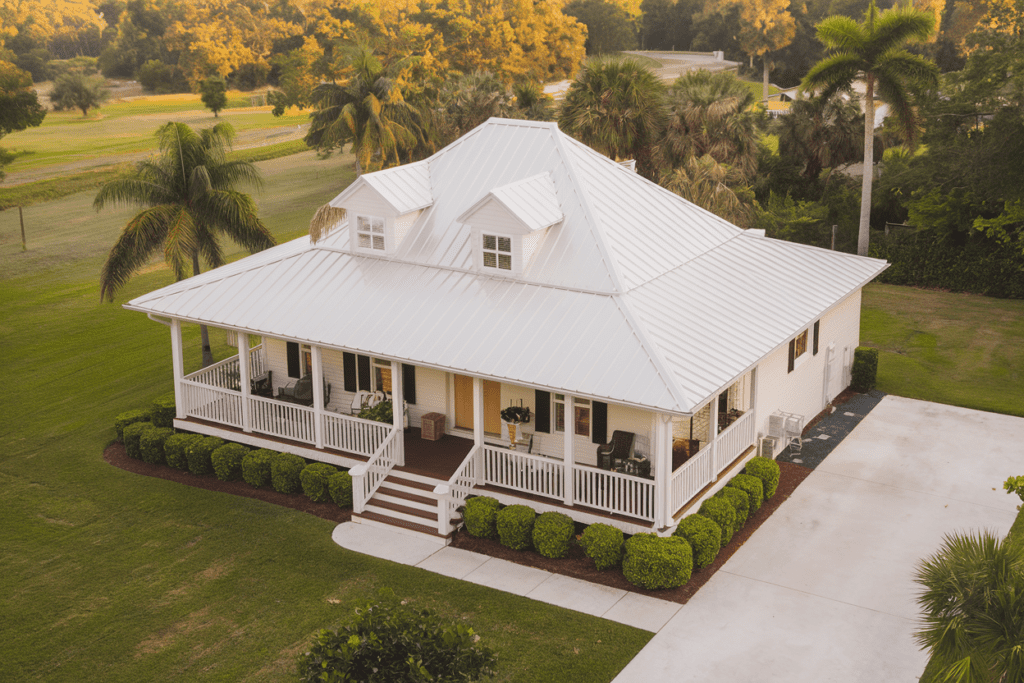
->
758, 435, 779, 459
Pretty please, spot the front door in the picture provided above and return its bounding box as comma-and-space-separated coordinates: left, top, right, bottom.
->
453, 374, 501, 434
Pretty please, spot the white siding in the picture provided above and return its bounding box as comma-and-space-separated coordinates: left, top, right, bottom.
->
467, 200, 520, 233
394, 209, 422, 248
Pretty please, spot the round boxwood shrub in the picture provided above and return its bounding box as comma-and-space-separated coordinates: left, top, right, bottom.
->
463, 496, 501, 539
496, 504, 536, 550
114, 409, 149, 441
122, 421, 151, 459
165, 433, 201, 471
300, 463, 337, 503
242, 449, 276, 488
271, 452, 306, 494
716, 486, 749, 527
211, 443, 249, 481
186, 436, 224, 476
699, 497, 737, 547
622, 533, 693, 590
745, 456, 781, 499
150, 392, 176, 428
673, 514, 722, 569
532, 512, 575, 559
328, 471, 353, 507
578, 523, 624, 570
139, 426, 173, 465
727, 473, 764, 512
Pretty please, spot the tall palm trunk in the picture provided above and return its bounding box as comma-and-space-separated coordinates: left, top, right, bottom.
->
192, 252, 215, 367
763, 57, 770, 104
859, 75, 875, 256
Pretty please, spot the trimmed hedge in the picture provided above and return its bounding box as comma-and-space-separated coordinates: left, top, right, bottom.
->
114, 409, 149, 441
716, 486, 749, 527
151, 393, 176, 428
300, 463, 337, 503
211, 443, 249, 481
122, 421, 151, 459
271, 452, 306, 494
622, 533, 692, 590
578, 523, 624, 570
165, 433, 201, 471
728, 473, 764, 512
328, 471, 353, 507
139, 426, 173, 465
464, 496, 501, 539
745, 456, 781, 499
496, 504, 536, 550
242, 449, 276, 488
673, 514, 722, 569
851, 346, 879, 393
532, 512, 575, 559
186, 436, 224, 476
699, 497, 737, 547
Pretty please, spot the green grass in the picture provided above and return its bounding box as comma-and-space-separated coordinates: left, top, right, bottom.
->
738, 78, 781, 100
0, 150, 651, 682
861, 283, 1024, 417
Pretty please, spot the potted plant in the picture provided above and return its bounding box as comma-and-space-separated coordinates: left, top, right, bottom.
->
500, 403, 531, 449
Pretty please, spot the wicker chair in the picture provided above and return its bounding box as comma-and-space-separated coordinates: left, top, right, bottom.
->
596, 430, 635, 470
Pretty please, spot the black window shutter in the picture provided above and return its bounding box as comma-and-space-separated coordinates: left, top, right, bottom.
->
343, 353, 357, 392
534, 390, 550, 433
592, 401, 608, 445
813, 321, 820, 356
357, 355, 371, 392
402, 364, 417, 404
286, 342, 300, 378
787, 339, 796, 373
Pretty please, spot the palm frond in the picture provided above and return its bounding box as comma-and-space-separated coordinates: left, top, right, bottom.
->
872, 5, 936, 54
99, 205, 178, 301
200, 190, 276, 254
309, 204, 347, 243
815, 15, 866, 51
161, 206, 199, 281
93, 175, 175, 210
802, 52, 861, 100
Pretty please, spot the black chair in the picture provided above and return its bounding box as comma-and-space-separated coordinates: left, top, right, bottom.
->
277, 375, 331, 407
596, 430, 635, 470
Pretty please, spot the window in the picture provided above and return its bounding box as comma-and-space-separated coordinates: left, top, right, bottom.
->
482, 234, 512, 271
554, 394, 591, 437
301, 344, 312, 376
794, 330, 808, 359
373, 357, 392, 393
356, 215, 385, 251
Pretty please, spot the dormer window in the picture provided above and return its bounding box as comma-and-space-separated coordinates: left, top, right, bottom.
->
356, 215, 385, 252
482, 234, 513, 271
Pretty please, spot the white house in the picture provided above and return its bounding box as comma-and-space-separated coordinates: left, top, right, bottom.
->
125, 118, 887, 543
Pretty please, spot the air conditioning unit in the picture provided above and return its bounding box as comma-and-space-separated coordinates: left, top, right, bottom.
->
758, 436, 779, 459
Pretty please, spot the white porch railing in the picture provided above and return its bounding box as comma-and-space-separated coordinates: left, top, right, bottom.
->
670, 442, 714, 513
180, 380, 243, 427
574, 467, 656, 521
351, 429, 401, 513
184, 354, 240, 390
716, 410, 755, 475
482, 445, 565, 500
248, 343, 266, 378
250, 395, 316, 444
323, 412, 390, 457
434, 445, 480, 535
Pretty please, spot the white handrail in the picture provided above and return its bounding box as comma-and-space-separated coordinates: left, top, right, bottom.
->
574, 466, 656, 521
249, 395, 316, 444
184, 353, 241, 390
248, 343, 266, 378
670, 442, 714, 513
180, 379, 243, 427
481, 445, 564, 500
322, 412, 392, 457
716, 410, 755, 475
351, 428, 401, 513
433, 445, 480, 535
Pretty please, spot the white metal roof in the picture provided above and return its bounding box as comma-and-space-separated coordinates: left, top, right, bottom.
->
329, 160, 433, 214
456, 172, 563, 233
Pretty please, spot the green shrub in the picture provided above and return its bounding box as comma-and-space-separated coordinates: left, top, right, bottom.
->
211, 443, 249, 481
150, 392, 176, 428
186, 436, 224, 476
300, 463, 337, 503
673, 514, 722, 569
114, 409, 149, 441
622, 533, 693, 590
716, 486, 750, 527
745, 456, 781, 499
699, 497, 737, 547
496, 504, 535, 550
328, 471, 353, 507
851, 346, 879, 393
296, 590, 497, 683
165, 433, 201, 471
242, 449, 276, 488
578, 523, 624, 570
122, 421, 151, 459
271, 452, 306, 494
728, 473, 764, 512
139, 426, 173, 465
358, 399, 394, 424
464, 496, 501, 539
532, 512, 575, 559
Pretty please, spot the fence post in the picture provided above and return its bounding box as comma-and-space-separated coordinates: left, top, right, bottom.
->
351, 464, 367, 513
19, 206, 27, 251
434, 484, 450, 536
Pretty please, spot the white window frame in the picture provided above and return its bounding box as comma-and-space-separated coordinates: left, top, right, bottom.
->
553, 394, 591, 438
481, 233, 513, 272
355, 214, 386, 253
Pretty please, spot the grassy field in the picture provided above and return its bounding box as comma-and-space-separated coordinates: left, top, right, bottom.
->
861, 284, 1024, 417
0, 152, 652, 682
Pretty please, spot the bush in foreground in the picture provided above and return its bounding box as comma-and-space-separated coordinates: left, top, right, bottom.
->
578, 523, 624, 570
716, 486, 750, 527
114, 409, 149, 441
699, 497, 737, 547
300, 463, 337, 503
122, 421, 151, 459
496, 504, 535, 550
673, 514, 722, 569
851, 346, 879, 392
211, 443, 249, 481
727, 473, 764, 512
464, 496, 501, 539
165, 433, 201, 471
242, 449, 276, 488
186, 436, 224, 476
532, 512, 575, 559
271, 452, 306, 494
150, 393, 176, 428
745, 456, 781, 499
328, 471, 353, 507
139, 426, 173, 465
622, 534, 692, 590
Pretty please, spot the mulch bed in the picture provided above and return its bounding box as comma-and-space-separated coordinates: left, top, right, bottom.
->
103, 442, 352, 524
449, 461, 812, 605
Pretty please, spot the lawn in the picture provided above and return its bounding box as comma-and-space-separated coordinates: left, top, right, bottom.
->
861, 283, 1024, 417
0, 152, 651, 682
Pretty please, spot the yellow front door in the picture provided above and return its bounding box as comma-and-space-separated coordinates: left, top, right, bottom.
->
453, 374, 501, 434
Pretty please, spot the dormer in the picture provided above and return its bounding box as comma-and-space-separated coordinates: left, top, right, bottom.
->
327, 161, 432, 256
457, 172, 563, 277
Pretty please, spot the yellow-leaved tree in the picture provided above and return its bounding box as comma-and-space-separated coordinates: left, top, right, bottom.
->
731, 0, 796, 102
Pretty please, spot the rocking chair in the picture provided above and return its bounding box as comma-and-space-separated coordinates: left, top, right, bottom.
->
596, 430, 635, 471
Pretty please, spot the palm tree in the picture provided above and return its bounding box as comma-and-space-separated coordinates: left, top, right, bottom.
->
304, 45, 422, 176
97, 122, 275, 367
559, 56, 666, 178
803, 0, 938, 255
914, 530, 1024, 683
661, 155, 755, 228
775, 93, 862, 180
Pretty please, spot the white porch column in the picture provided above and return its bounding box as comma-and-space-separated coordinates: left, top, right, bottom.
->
656, 413, 673, 528
391, 360, 404, 466
170, 319, 185, 419
473, 376, 484, 485
237, 331, 252, 433
709, 394, 720, 475
563, 395, 574, 506
750, 367, 759, 434
312, 345, 324, 449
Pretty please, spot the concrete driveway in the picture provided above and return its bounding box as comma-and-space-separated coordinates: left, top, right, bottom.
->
614, 396, 1023, 682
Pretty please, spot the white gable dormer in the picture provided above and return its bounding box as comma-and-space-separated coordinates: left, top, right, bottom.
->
457, 172, 563, 277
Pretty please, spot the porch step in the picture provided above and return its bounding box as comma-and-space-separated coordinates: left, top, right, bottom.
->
367, 499, 437, 523
386, 470, 442, 488
376, 486, 436, 509
353, 512, 449, 542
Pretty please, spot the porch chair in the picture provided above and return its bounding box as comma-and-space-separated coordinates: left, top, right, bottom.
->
277, 374, 331, 407
596, 430, 635, 470
350, 390, 371, 415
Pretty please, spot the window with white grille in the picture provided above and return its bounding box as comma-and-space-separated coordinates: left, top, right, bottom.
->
482, 234, 512, 271
356, 215, 385, 251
